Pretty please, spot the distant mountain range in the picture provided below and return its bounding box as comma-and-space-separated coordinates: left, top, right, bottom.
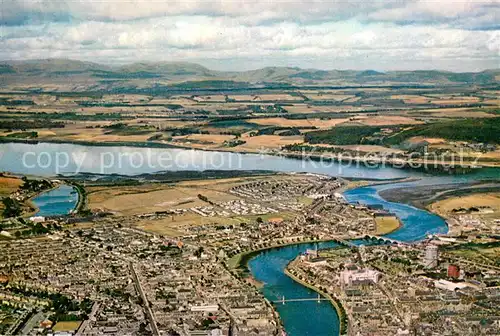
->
1, 59, 499, 92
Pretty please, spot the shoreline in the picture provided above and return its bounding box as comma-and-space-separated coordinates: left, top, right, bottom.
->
376, 216, 403, 236
379, 182, 500, 210
64, 181, 85, 214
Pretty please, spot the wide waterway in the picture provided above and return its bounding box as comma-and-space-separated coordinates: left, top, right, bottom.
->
1, 142, 499, 335
0, 142, 416, 179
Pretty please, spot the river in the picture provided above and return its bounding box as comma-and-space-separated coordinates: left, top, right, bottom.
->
1, 142, 499, 335
248, 182, 451, 336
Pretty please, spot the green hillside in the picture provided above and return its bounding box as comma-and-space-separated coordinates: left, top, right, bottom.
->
385, 117, 500, 144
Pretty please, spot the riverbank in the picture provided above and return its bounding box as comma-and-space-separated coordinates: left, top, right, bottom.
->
375, 216, 402, 235
0, 175, 56, 220
379, 182, 500, 210
65, 182, 85, 214
228, 237, 355, 270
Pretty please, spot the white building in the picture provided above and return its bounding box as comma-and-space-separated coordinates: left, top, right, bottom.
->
190, 305, 219, 312
434, 279, 468, 291
340, 268, 381, 286
424, 245, 439, 268
29, 216, 45, 223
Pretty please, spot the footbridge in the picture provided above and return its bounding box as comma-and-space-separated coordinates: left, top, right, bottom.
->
272, 294, 329, 304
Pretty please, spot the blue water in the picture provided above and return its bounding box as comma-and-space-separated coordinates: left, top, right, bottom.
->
249, 242, 342, 336
344, 186, 447, 242
32, 185, 79, 216
0, 142, 415, 179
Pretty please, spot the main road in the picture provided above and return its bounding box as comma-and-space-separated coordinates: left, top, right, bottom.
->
130, 262, 160, 336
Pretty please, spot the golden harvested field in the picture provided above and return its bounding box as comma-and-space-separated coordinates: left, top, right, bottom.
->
52, 321, 82, 332
480, 90, 500, 96
0, 176, 24, 218
431, 97, 481, 105
137, 210, 295, 237
359, 115, 423, 126
429, 193, 500, 219
343, 96, 361, 103
100, 94, 151, 102
339, 145, 404, 154
483, 99, 500, 106
478, 150, 500, 160
193, 95, 226, 102
238, 134, 303, 151
228, 95, 260, 101
349, 88, 391, 92
390, 95, 431, 104
0, 176, 22, 196
62, 131, 153, 143
149, 97, 194, 105
416, 108, 495, 118
283, 104, 362, 113
303, 93, 354, 101
36, 130, 58, 137
406, 136, 445, 144
375, 216, 401, 235
176, 175, 283, 190
255, 94, 299, 101
99, 176, 295, 235
137, 215, 241, 236
172, 134, 235, 147
87, 183, 239, 216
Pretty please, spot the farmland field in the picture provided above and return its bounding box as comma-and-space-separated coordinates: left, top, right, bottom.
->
0, 69, 499, 167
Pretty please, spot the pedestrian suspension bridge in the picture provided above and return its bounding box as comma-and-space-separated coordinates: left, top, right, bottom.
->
273, 294, 329, 304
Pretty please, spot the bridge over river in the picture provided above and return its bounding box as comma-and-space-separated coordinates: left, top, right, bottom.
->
272, 294, 329, 304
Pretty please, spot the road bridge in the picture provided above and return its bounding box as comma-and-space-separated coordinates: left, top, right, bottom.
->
363, 235, 407, 245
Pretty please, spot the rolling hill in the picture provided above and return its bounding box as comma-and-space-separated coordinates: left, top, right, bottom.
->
0, 58, 498, 91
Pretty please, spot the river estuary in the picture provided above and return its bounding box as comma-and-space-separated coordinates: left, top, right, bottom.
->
1, 142, 499, 336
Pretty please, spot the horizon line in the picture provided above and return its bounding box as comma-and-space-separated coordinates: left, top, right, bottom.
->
1, 57, 499, 74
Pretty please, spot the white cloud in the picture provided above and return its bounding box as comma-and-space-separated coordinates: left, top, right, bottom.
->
4, 0, 499, 26
0, 0, 499, 70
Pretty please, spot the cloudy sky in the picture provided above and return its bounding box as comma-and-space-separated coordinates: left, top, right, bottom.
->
1, 0, 499, 71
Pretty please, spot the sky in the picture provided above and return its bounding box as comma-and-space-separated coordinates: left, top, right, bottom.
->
1, 0, 499, 71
